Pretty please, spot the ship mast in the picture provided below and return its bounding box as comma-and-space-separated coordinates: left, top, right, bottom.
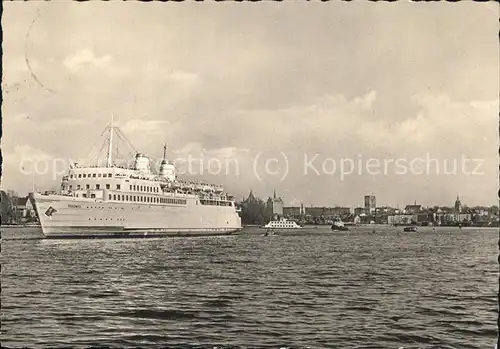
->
163, 143, 167, 162
106, 114, 114, 167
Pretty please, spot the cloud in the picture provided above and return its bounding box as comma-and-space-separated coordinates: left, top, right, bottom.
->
288, 197, 302, 206
120, 119, 170, 135
11, 144, 53, 164
3, 112, 86, 134
1, 144, 59, 193
171, 142, 249, 165
353, 90, 377, 110
63, 48, 113, 73
216, 91, 496, 157
400, 94, 498, 154
201, 90, 385, 153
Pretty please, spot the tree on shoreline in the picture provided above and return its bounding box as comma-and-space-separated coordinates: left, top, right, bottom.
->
0, 190, 17, 224
239, 190, 272, 226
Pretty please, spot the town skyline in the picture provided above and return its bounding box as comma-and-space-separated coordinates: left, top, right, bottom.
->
5, 187, 497, 213
239, 189, 498, 210
2, 2, 498, 207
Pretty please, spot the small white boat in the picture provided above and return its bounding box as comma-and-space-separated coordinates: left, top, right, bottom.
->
262, 218, 302, 229
331, 217, 349, 231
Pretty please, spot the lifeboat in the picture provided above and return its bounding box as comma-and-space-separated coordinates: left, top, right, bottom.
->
171, 182, 181, 189
215, 186, 223, 193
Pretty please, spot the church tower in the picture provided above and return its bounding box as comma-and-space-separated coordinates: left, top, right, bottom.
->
269, 190, 284, 220
454, 194, 462, 213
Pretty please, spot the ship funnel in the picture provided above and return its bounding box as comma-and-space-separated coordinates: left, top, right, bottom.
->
134, 153, 151, 173
159, 144, 176, 181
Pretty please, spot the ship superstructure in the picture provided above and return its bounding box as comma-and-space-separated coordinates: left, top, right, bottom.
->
32, 119, 242, 238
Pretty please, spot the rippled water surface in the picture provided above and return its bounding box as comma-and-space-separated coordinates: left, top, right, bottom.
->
1, 226, 498, 348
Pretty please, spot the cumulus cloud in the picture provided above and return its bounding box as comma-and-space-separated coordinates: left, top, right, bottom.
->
353, 90, 377, 110
401, 94, 498, 154
120, 119, 170, 135
214, 91, 496, 157
1, 145, 59, 193
63, 48, 113, 73
173, 142, 249, 158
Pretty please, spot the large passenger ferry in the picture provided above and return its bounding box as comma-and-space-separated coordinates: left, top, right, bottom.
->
32, 120, 242, 238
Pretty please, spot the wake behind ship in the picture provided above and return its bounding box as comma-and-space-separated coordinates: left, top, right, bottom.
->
32, 120, 242, 238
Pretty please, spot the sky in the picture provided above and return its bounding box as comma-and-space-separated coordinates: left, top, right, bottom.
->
2, 2, 499, 208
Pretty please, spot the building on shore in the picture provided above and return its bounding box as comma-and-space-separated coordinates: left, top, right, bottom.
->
388, 213, 430, 225
388, 214, 415, 225
404, 202, 422, 214
454, 194, 462, 213
386, 196, 485, 226
375, 206, 397, 215
13, 197, 36, 220
282, 204, 350, 224
266, 190, 284, 220
283, 204, 304, 220
307, 206, 350, 220
354, 207, 368, 216
435, 213, 472, 225
364, 195, 376, 214
2, 193, 38, 224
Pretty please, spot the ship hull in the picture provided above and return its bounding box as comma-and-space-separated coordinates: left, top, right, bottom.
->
41, 229, 238, 239
33, 193, 242, 239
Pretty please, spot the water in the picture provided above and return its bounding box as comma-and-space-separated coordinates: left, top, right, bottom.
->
1, 226, 497, 348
